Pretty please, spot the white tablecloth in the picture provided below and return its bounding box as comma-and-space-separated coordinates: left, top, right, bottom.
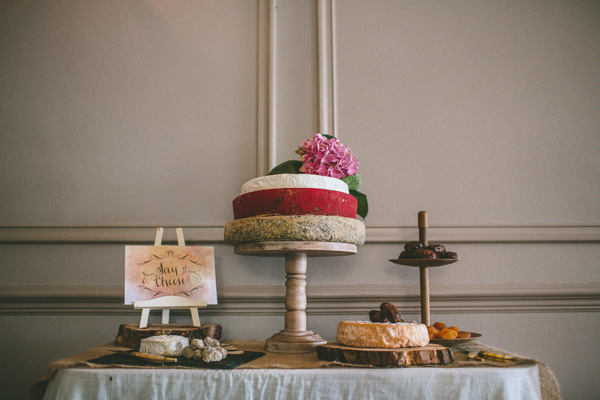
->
42, 364, 542, 400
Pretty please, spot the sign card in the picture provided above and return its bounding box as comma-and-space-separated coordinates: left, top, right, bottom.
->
125, 246, 217, 305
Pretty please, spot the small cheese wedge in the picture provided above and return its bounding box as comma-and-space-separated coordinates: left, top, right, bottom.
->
139, 335, 190, 357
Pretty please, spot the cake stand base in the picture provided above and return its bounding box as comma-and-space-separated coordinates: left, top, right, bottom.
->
265, 330, 327, 353
234, 241, 356, 354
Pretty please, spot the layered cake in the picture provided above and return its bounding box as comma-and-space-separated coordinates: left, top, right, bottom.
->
224, 174, 365, 245
336, 321, 430, 348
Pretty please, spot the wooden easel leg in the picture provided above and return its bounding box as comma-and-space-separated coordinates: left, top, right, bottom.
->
190, 307, 200, 327
140, 308, 150, 329
161, 309, 170, 324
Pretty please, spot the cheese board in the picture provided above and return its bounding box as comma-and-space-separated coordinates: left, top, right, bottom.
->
114, 323, 222, 349
316, 342, 453, 367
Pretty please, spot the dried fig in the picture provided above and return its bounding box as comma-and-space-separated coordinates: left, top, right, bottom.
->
404, 241, 423, 253
369, 310, 387, 323
427, 244, 446, 253
444, 251, 458, 259
380, 302, 401, 323
414, 248, 436, 259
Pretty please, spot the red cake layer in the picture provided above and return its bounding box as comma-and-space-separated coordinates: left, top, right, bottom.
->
233, 188, 357, 219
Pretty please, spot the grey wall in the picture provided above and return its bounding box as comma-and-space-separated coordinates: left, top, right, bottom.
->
1, 1, 599, 399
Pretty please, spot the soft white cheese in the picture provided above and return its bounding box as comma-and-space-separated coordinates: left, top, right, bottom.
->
241, 174, 349, 195
139, 335, 190, 357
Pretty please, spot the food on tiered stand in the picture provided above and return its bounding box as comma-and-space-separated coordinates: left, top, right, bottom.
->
398, 241, 458, 260
225, 134, 368, 246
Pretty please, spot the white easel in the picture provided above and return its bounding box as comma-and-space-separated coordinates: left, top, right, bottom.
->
134, 227, 207, 329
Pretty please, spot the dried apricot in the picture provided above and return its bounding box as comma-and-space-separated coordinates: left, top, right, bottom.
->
427, 326, 440, 340
433, 322, 446, 330
456, 331, 471, 339
439, 328, 458, 340
448, 326, 460, 333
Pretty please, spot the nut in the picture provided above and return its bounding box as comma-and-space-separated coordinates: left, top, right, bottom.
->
203, 337, 220, 347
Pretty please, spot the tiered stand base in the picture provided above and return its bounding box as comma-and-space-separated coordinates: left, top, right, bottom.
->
234, 241, 357, 353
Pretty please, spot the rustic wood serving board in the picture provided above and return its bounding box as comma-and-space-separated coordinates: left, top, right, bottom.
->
114, 323, 222, 349
316, 342, 454, 366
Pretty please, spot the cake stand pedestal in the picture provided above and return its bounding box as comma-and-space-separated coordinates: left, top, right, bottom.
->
389, 211, 457, 326
235, 241, 357, 353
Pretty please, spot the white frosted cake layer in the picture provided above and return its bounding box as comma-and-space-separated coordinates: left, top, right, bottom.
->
241, 174, 349, 195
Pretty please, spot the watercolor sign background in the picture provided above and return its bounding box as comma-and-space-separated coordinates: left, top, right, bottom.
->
124, 246, 217, 305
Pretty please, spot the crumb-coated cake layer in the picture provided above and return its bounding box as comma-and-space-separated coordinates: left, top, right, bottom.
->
224, 215, 365, 245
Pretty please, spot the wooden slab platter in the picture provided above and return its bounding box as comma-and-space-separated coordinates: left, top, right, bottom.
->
316, 342, 454, 367
114, 323, 222, 349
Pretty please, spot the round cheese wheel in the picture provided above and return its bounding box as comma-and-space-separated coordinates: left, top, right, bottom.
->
241, 174, 349, 195
233, 188, 357, 219
336, 321, 429, 348
224, 215, 365, 245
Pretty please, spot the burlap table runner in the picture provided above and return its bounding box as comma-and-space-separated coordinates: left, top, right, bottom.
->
32, 340, 561, 400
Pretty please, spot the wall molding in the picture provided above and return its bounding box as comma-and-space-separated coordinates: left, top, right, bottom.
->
1, 282, 598, 316
1, 225, 599, 244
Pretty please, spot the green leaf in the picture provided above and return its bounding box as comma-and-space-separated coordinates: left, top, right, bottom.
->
321, 134, 335, 140
267, 160, 303, 175
350, 189, 368, 219
341, 174, 361, 190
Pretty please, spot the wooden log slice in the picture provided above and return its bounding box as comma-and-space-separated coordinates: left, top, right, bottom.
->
114, 324, 222, 349
316, 342, 454, 367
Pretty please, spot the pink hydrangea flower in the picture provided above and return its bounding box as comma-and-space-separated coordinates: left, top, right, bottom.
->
296, 134, 359, 179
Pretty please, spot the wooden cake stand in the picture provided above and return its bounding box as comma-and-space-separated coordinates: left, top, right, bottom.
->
389, 211, 457, 326
235, 241, 357, 353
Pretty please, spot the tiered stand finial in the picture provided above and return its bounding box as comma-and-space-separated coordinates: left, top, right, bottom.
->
235, 241, 357, 353
389, 211, 458, 326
